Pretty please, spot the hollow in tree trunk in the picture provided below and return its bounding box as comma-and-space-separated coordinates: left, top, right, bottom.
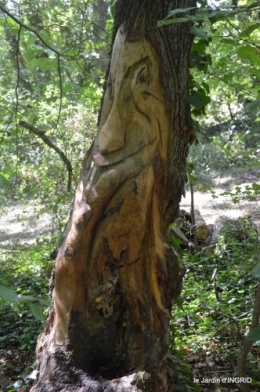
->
31, 1, 196, 391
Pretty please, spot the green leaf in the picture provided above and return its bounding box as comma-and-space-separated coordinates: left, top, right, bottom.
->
157, 17, 189, 26
0, 174, 10, 189
208, 10, 237, 21
187, 92, 204, 108
247, 99, 260, 110
240, 23, 260, 38
190, 51, 207, 70
171, 235, 182, 250
202, 317, 213, 324
38, 58, 55, 72
192, 40, 207, 54
247, 327, 260, 341
6, 16, 19, 34
237, 46, 260, 66
191, 107, 205, 117
45, 48, 55, 56
18, 295, 35, 303
190, 26, 209, 39
53, 204, 59, 213
176, 297, 185, 312
237, 45, 256, 59
33, 44, 45, 56
202, 81, 210, 93
250, 266, 260, 278
251, 379, 260, 386
63, 83, 73, 94
166, 7, 197, 18
220, 38, 239, 46
0, 284, 18, 303
246, 1, 260, 9
29, 303, 45, 321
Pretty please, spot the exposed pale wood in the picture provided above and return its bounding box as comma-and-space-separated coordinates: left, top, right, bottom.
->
209, 218, 226, 246
200, 223, 214, 246
171, 224, 189, 245
171, 224, 196, 252
193, 209, 209, 240
31, 1, 196, 390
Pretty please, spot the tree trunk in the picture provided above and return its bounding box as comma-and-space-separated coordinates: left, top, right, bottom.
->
92, 0, 110, 75
31, 1, 196, 391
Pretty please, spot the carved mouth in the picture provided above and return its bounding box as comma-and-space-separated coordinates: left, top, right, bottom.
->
93, 137, 157, 167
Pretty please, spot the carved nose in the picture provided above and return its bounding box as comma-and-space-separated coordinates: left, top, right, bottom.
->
98, 108, 124, 153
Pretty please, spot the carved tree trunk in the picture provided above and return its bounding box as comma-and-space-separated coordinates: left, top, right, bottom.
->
31, 1, 196, 391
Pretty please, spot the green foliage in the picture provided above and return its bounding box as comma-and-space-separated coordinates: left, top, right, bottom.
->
0, 239, 54, 351
168, 351, 200, 392
247, 327, 260, 342
188, 107, 260, 188
170, 217, 260, 381
0, 0, 260, 389
0, 10, 104, 380
159, 0, 260, 121
220, 183, 260, 204
0, 0, 107, 234
0, 2, 110, 388
250, 266, 260, 278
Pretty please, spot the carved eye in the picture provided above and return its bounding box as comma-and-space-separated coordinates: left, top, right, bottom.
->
107, 80, 112, 88
139, 74, 148, 83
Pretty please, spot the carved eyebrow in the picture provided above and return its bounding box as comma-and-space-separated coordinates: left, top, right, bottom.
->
124, 56, 151, 79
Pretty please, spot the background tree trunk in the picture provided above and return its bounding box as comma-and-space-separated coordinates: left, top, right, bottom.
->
31, 1, 196, 391
92, 0, 110, 75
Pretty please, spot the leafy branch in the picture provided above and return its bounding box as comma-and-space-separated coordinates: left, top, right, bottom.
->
19, 121, 73, 192
157, 3, 260, 27
0, 4, 60, 56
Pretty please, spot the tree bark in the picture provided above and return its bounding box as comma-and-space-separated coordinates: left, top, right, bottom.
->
31, 1, 196, 391
92, 0, 110, 75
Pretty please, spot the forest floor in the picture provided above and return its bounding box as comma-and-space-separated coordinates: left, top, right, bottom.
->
0, 167, 259, 392
179, 169, 260, 392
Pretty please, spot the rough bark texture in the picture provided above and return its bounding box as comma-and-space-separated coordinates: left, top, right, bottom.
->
31, 1, 196, 391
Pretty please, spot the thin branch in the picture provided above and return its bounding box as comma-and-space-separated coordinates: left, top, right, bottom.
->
208, 72, 256, 99
0, 4, 93, 60
0, 4, 59, 56
15, 26, 22, 174
15, 26, 21, 121
19, 121, 73, 192
226, 19, 260, 50
61, 35, 94, 56
56, 54, 62, 128
188, 172, 199, 252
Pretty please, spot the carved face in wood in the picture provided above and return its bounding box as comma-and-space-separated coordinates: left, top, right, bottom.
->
53, 26, 172, 354
93, 27, 168, 166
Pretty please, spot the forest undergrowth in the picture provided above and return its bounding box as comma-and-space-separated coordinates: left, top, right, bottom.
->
1, 1, 260, 391
1, 122, 260, 392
